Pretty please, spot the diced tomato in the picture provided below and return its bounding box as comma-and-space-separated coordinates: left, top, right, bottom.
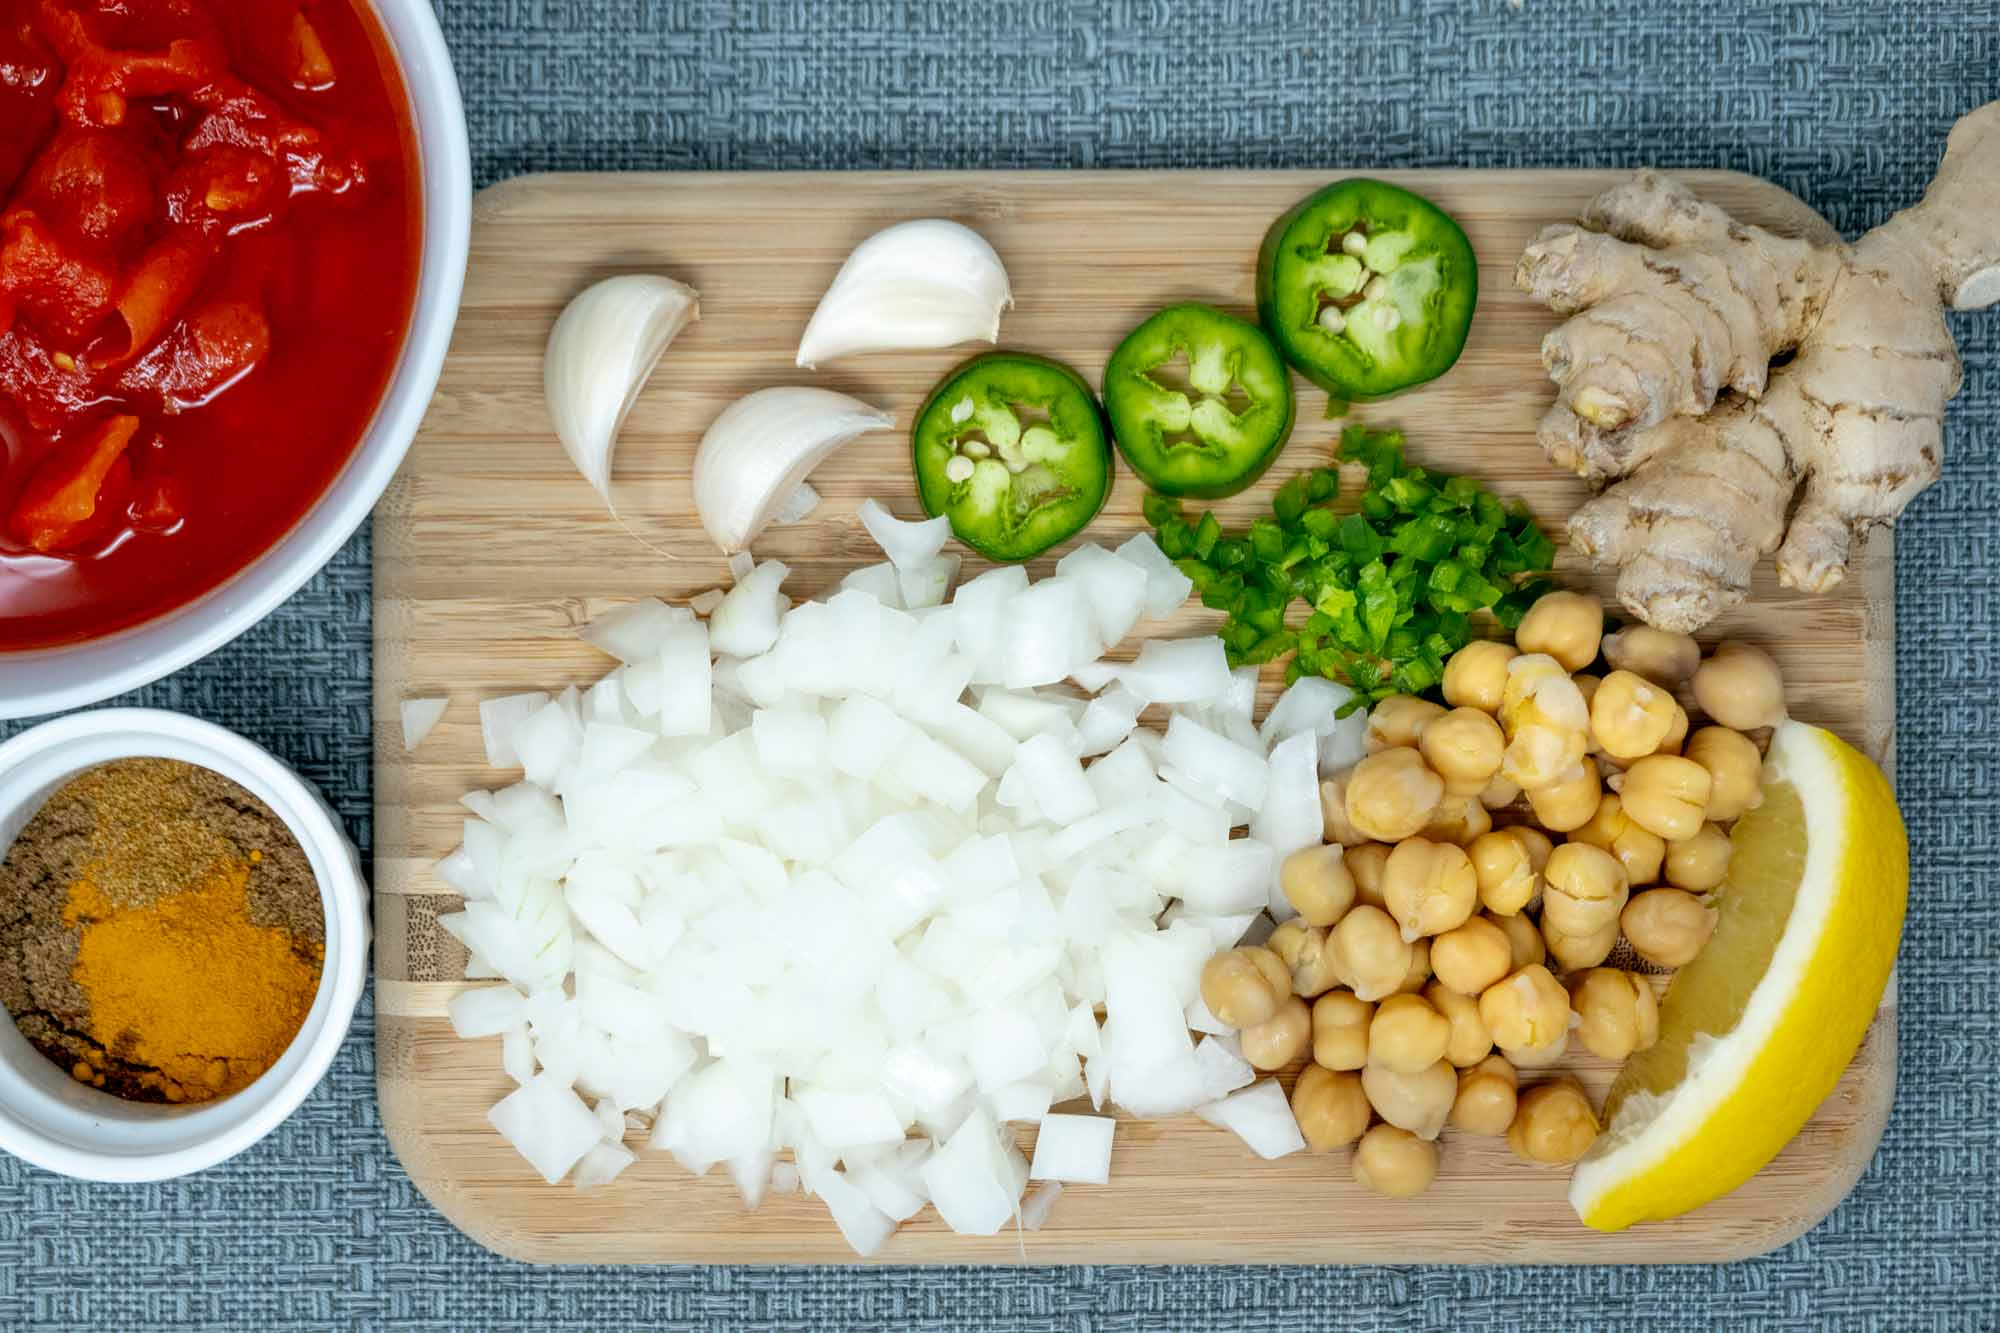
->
0, 206, 118, 344
9, 410, 139, 552
33, 0, 228, 128
17, 124, 162, 254
0, 10, 60, 196
101, 226, 212, 362
164, 141, 280, 231
118, 295, 267, 407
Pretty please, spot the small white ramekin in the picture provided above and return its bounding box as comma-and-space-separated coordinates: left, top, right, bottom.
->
0, 710, 367, 1181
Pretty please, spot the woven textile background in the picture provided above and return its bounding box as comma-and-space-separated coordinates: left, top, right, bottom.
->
3, 0, 1996, 1326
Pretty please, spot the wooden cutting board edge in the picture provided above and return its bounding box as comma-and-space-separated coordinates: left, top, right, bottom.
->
372, 167, 1899, 1266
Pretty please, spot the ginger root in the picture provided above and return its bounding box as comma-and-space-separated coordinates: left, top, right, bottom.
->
1516, 101, 2000, 632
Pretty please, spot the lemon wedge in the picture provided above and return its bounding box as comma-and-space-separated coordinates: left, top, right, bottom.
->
1570, 719, 1907, 1231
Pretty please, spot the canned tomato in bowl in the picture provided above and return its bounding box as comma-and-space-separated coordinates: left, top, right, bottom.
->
0, 0, 470, 717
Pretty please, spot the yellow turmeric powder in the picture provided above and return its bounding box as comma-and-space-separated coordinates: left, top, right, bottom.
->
64, 857, 322, 1103
0, 758, 325, 1105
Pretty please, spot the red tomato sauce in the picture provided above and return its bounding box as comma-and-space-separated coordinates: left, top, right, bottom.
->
0, 0, 419, 649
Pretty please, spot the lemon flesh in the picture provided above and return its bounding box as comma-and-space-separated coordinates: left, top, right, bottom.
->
1570, 720, 1907, 1231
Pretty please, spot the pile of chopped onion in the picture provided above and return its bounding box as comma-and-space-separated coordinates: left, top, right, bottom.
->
440, 503, 1365, 1255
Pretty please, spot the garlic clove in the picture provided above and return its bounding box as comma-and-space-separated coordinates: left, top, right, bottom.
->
544, 273, 700, 502
694, 388, 893, 554
796, 219, 1013, 369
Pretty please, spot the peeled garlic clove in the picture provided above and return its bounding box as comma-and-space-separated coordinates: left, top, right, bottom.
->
694, 387, 893, 554
544, 273, 700, 501
795, 219, 1012, 369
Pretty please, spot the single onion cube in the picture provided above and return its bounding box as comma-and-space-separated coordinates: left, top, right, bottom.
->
401, 697, 448, 752
1008, 733, 1098, 825
1115, 531, 1194, 619
1195, 1080, 1307, 1160
1028, 1113, 1114, 1185
448, 983, 527, 1039
1162, 713, 1269, 809
479, 692, 550, 769
920, 1108, 1026, 1236
1119, 637, 1232, 706
488, 1072, 604, 1184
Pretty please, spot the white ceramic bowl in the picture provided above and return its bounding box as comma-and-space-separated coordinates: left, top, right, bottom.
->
0, 0, 471, 720
0, 710, 368, 1181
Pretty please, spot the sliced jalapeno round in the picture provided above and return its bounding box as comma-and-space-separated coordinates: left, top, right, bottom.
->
913, 352, 1112, 562
1102, 302, 1295, 500
1257, 178, 1478, 402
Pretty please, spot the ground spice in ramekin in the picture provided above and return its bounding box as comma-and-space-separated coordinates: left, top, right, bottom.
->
0, 758, 324, 1103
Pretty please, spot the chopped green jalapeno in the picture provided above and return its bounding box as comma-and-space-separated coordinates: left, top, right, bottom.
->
1257, 178, 1478, 402
1102, 302, 1295, 500
913, 352, 1113, 562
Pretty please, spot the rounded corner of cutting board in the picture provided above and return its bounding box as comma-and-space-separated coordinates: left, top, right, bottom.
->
377, 166, 1900, 1266
375, 1023, 553, 1266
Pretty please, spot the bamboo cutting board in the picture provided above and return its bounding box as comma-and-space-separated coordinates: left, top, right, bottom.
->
373, 170, 1896, 1265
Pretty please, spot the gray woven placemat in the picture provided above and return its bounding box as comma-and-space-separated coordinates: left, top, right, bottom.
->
3, 1, 1996, 1326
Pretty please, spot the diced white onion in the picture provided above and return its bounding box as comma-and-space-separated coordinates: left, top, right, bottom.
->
447, 499, 1346, 1255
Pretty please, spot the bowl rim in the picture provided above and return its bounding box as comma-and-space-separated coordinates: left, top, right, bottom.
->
0, 708, 369, 1181
0, 0, 472, 720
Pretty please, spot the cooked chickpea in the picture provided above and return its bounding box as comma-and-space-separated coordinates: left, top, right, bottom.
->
1469, 829, 1538, 915
1568, 968, 1660, 1060
1266, 920, 1343, 998
1393, 937, 1433, 996
1291, 1065, 1372, 1150
1527, 757, 1603, 833
1425, 981, 1494, 1067
1685, 726, 1764, 822
1420, 707, 1506, 796
1491, 909, 1547, 971
1510, 825, 1554, 873
1344, 748, 1447, 842
1430, 915, 1513, 996
1366, 993, 1452, 1074
1542, 916, 1621, 972
1345, 842, 1391, 910
1621, 887, 1718, 968
1477, 964, 1570, 1051
1602, 624, 1700, 685
1515, 590, 1604, 672
1444, 639, 1515, 712
1330, 904, 1415, 1002
1542, 842, 1631, 938
1450, 1053, 1518, 1134
1352, 1123, 1438, 1197
1319, 771, 1371, 847
1361, 1058, 1457, 1140
1508, 1078, 1600, 1164
1312, 989, 1374, 1070
1367, 695, 1447, 751
1590, 669, 1680, 760
1570, 792, 1667, 886
1479, 773, 1523, 810
1382, 837, 1478, 941
1200, 946, 1291, 1028
1280, 844, 1358, 926
1659, 704, 1690, 756
1692, 641, 1788, 731
1666, 821, 1732, 892
1502, 1030, 1572, 1069
1620, 754, 1713, 840
1241, 995, 1312, 1070
1500, 655, 1591, 790
1418, 795, 1492, 846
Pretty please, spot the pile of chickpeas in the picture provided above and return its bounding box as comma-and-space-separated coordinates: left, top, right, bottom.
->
1198, 590, 1791, 1198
